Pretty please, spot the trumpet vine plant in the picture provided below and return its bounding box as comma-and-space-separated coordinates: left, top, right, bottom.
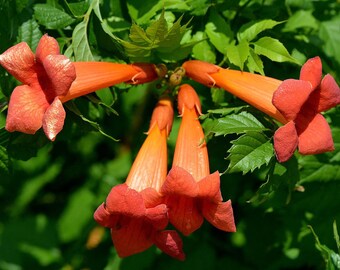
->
0, 0, 340, 269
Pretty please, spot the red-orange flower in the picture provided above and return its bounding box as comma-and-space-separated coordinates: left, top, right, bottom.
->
182, 59, 340, 162
0, 35, 158, 140
160, 84, 236, 236
272, 57, 340, 162
94, 98, 185, 260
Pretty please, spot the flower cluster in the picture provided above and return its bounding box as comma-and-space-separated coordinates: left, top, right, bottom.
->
1, 33, 340, 260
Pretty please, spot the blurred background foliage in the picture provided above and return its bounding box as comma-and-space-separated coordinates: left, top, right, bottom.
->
0, 0, 340, 269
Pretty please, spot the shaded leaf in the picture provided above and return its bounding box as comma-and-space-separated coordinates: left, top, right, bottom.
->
319, 16, 340, 64
72, 20, 94, 61
283, 10, 318, 32
247, 48, 264, 75
17, 18, 42, 51
34, 4, 76, 29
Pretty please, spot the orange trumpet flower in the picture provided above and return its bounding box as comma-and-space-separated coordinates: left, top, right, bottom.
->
182, 59, 340, 162
161, 84, 236, 236
0, 34, 157, 141
94, 98, 185, 260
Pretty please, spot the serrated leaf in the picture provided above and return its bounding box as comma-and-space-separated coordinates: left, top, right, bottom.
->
226, 40, 249, 70
253, 37, 299, 64
129, 23, 152, 46
238, 19, 283, 42
17, 18, 42, 51
157, 15, 185, 52
205, 111, 267, 136
226, 132, 274, 174
145, 11, 168, 46
34, 4, 75, 29
247, 48, 264, 75
72, 20, 94, 61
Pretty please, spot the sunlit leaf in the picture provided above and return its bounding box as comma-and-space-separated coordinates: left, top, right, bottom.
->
226, 132, 274, 174
247, 48, 264, 75
253, 36, 299, 64
238, 19, 283, 42
226, 40, 249, 70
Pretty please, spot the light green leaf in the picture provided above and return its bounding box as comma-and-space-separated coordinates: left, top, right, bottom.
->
319, 16, 340, 64
226, 40, 249, 70
283, 10, 319, 32
129, 23, 152, 46
238, 19, 284, 42
192, 32, 216, 63
34, 4, 75, 29
145, 11, 168, 46
204, 111, 267, 136
72, 20, 94, 61
226, 132, 274, 174
17, 18, 42, 51
253, 36, 299, 64
247, 48, 264, 75
58, 188, 95, 242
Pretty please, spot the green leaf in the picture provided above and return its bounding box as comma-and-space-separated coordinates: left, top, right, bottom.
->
253, 36, 299, 64
34, 4, 76, 29
283, 10, 318, 32
298, 155, 340, 184
192, 36, 216, 63
308, 225, 340, 270
0, 145, 10, 176
226, 132, 274, 174
204, 111, 267, 136
58, 188, 95, 243
17, 18, 42, 51
226, 40, 249, 70
129, 23, 152, 46
247, 48, 264, 75
72, 19, 94, 61
319, 16, 340, 64
238, 19, 283, 42
145, 11, 168, 46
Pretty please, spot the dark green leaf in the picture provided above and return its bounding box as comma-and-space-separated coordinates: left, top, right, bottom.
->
0, 145, 10, 176
17, 19, 42, 51
319, 16, 340, 64
34, 4, 76, 29
226, 132, 274, 174
72, 20, 94, 61
247, 48, 264, 75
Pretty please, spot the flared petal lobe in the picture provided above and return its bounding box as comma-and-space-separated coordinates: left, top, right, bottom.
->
42, 98, 66, 141
316, 74, 340, 112
299, 56, 322, 89
35, 34, 60, 62
6, 85, 49, 134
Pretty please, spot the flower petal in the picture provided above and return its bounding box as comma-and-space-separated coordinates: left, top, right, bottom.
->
202, 200, 236, 232
272, 79, 313, 121
35, 34, 60, 63
0, 42, 36, 85
166, 195, 203, 236
273, 121, 299, 162
6, 85, 49, 134
299, 56, 322, 90
197, 171, 222, 202
161, 166, 199, 197
154, 230, 185, 261
145, 204, 168, 230
316, 74, 340, 112
140, 188, 164, 208
297, 114, 334, 155
105, 184, 146, 217
111, 218, 153, 257
42, 97, 66, 141
43, 55, 76, 97
93, 203, 119, 228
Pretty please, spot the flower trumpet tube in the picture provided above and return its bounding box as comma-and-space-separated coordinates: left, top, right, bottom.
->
161, 84, 236, 236
182, 59, 340, 162
0, 35, 158, 141
94, 98, 185, 260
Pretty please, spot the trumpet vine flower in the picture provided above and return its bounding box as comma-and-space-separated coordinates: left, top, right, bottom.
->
161, 84, 236, 236
0, 34, 158, 141
182, 59, 340, 162
94, 98, 185, 260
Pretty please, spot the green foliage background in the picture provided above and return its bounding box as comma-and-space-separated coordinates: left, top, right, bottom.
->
1, 0, 340, 269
